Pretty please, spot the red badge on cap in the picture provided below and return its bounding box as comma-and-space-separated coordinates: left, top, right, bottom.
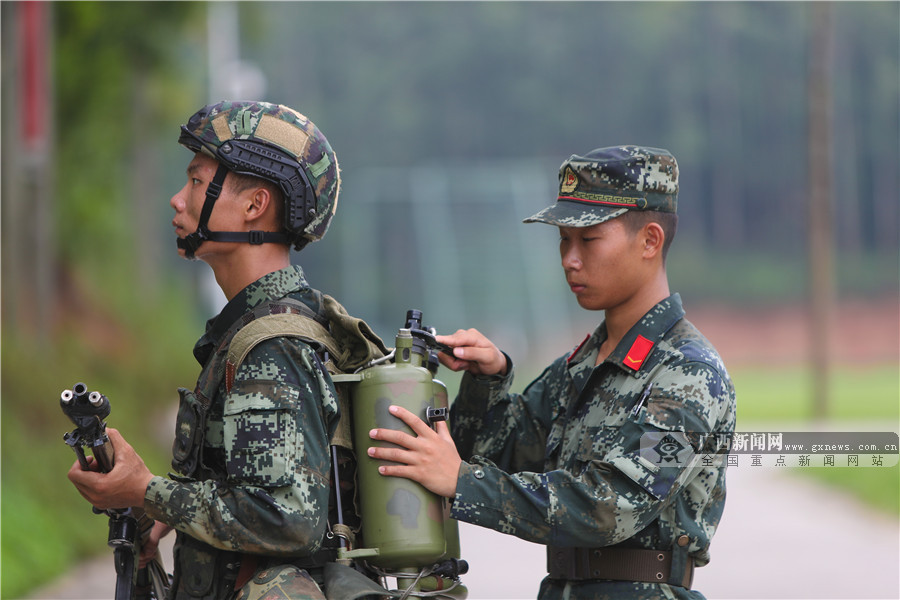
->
623, 335, 654, 371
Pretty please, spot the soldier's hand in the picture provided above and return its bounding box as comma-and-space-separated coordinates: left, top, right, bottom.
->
368, 405, 461, 498
67, 428, 155, 510
435, 329, 507, 376
139, 521, 174, 568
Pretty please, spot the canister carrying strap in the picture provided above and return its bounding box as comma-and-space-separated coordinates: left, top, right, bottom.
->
547, 546, 694, 589
226, 294, 387, 377
225, 293, 387, 450
228, 313, 343, 374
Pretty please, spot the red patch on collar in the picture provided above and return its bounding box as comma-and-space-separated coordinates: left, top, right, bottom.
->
623, 335, 654, 371
567, 334, 591, 364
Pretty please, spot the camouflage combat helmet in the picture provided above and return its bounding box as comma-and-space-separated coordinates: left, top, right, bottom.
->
177, 100, 340, 256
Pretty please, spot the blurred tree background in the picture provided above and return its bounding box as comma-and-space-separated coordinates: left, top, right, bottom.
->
1, 2, 897, 597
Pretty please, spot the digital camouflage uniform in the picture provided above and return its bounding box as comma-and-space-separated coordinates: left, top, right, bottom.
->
450, 294, 736, 599
448, 146, 736, 599
144, 265, 340, 599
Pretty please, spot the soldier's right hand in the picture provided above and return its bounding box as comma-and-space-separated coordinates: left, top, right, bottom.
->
434, 329, 508, 377
67, 428, 154, 510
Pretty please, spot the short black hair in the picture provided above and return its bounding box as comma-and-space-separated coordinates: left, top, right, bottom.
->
619, 210, 678, 263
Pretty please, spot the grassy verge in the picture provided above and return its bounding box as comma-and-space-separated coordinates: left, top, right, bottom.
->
1, 282, 199, 599
731, 364, 899, 423
731, 363, 899, 517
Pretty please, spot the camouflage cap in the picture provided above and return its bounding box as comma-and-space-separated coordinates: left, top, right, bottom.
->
179, 100, 340, 248
524, 146, 678, 227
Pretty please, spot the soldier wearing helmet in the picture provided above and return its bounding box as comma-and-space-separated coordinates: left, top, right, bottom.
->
368, 146, 737, 599
174, 100, 340, 258
69, 101, 380, 599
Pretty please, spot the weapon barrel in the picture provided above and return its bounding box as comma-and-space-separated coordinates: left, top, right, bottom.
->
60, 381, 171, 600
92, 436, 116, 473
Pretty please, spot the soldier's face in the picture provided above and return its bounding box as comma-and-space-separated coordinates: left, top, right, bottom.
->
558, 219, 647, 311
169, 153, 243, 261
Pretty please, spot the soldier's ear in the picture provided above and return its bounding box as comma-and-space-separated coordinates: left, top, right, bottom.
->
641, 222, 665, 259
245, 187, 273, 223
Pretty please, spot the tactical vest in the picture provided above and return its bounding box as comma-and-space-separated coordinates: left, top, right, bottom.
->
168, 290, 388, 600
172, 291, 387, 480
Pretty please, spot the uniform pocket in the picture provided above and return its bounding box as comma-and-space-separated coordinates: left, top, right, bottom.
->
172, 388, 204, 477
573, 423, 622, 474
606, 418, 693, 500
223, 381, 301, 488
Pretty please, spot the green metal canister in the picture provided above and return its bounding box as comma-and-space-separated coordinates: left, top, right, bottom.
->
348, 328, 447, 569
433, 375, 461, 561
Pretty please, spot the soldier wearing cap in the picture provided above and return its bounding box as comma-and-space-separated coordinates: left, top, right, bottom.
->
69, 101, 386, 599
369, 146, 737, 599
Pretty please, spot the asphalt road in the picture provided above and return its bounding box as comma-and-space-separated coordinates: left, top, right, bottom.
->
26, 437, 900, 600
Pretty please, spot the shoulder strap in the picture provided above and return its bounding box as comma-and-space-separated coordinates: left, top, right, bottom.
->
224, 294, 388, 450
226, 313, 343, 384
225, 293, 387, 379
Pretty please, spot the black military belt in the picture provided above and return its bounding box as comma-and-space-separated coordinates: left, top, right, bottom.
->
236, 546, 339, 591
547, 546, 694, 589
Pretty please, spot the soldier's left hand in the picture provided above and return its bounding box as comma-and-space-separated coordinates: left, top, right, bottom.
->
67, 428, 155, 510
368, 406, 461, 498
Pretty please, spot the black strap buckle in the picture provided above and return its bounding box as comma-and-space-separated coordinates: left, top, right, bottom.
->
248, 230, 266, 245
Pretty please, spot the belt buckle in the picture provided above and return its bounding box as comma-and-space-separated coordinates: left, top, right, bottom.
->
549, 547, 577, 580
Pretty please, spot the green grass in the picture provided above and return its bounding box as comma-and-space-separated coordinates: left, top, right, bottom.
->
795, 463, 900, 516
1, 281, 200, 600
731, 363, 899, 518
731, 363, 899, 422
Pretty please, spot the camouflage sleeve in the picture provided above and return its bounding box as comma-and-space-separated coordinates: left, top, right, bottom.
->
450, 359, 734, 548
451, 355, 564, 474
144, 338, 338, 556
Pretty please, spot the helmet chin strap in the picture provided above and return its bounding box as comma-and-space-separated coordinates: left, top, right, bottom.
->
176, 163, 291, 259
